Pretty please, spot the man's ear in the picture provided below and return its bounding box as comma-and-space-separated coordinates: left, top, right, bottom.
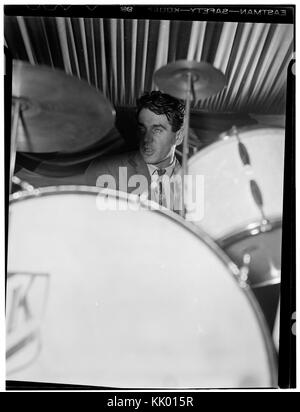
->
175, 127, 184, 146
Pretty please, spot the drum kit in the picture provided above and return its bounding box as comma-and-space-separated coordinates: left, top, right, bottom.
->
6, 59, 284, 388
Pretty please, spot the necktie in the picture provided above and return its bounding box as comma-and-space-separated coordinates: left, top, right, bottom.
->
157, 169, 166, 206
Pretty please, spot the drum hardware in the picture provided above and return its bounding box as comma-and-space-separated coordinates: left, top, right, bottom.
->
221, 219, 280, 243
254, 220, 273, 234
11, 175, 35, 192
249, 181, 270, 228
230, 125, 272, 229
219, 131, 231, 140
219, 218, 282, 288
238, 253, 251, 289
154, 60, 226, 219
221, 222, 281, 335
235, 249, 280, 291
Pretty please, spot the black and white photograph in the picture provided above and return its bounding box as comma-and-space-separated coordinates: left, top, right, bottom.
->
3, 4, 296, 392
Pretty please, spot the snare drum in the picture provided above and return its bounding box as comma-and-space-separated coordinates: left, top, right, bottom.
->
7, 187, 277, 388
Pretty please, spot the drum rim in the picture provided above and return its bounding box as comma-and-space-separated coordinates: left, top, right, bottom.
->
218, 217, 282, 248
218, 217, 282, 289
9, 185, 241, 275
219, 125, 285, 139
188, 126, 284, 166
9, 185, 278, 387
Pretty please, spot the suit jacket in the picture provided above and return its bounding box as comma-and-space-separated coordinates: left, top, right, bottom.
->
85, 150, 182, 205
86, 151, 149, 193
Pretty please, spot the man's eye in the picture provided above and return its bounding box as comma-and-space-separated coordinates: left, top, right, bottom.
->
153, 128, 162, 134
138, 127, 146, 135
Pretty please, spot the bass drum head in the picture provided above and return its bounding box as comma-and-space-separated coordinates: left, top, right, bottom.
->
7, 187, 277, 388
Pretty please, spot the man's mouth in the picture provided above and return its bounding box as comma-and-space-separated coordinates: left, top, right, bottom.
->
141, 145, 153, 155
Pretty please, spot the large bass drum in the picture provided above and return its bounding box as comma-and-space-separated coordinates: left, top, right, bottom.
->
7, 187, 277, 388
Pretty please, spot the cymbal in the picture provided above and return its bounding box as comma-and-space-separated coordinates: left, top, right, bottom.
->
12, 60, 115, 153
154, 60, 226, 101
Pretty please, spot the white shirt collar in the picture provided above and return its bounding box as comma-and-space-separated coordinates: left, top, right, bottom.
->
147, 157, 177, 178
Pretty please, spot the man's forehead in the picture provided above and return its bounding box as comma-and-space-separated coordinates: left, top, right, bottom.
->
138, 108, 171, 126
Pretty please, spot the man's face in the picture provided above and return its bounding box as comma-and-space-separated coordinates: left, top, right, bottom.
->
138, 108, 182, 165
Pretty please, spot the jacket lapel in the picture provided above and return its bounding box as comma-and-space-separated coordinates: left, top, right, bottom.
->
128, 151, 151, 186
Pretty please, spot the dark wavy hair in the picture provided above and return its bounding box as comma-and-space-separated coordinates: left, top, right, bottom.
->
136, 91, 185, 132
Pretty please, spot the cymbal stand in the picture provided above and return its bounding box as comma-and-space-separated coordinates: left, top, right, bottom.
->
181, 71, 196, 218
9, 98, 21, 195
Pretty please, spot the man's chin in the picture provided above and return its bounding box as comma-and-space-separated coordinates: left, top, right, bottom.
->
140, 150, 158, 164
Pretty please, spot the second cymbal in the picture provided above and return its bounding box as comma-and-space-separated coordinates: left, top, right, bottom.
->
154, 60, 226, 101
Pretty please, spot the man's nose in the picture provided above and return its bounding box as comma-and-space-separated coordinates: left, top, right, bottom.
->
143, 131, 153, 144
